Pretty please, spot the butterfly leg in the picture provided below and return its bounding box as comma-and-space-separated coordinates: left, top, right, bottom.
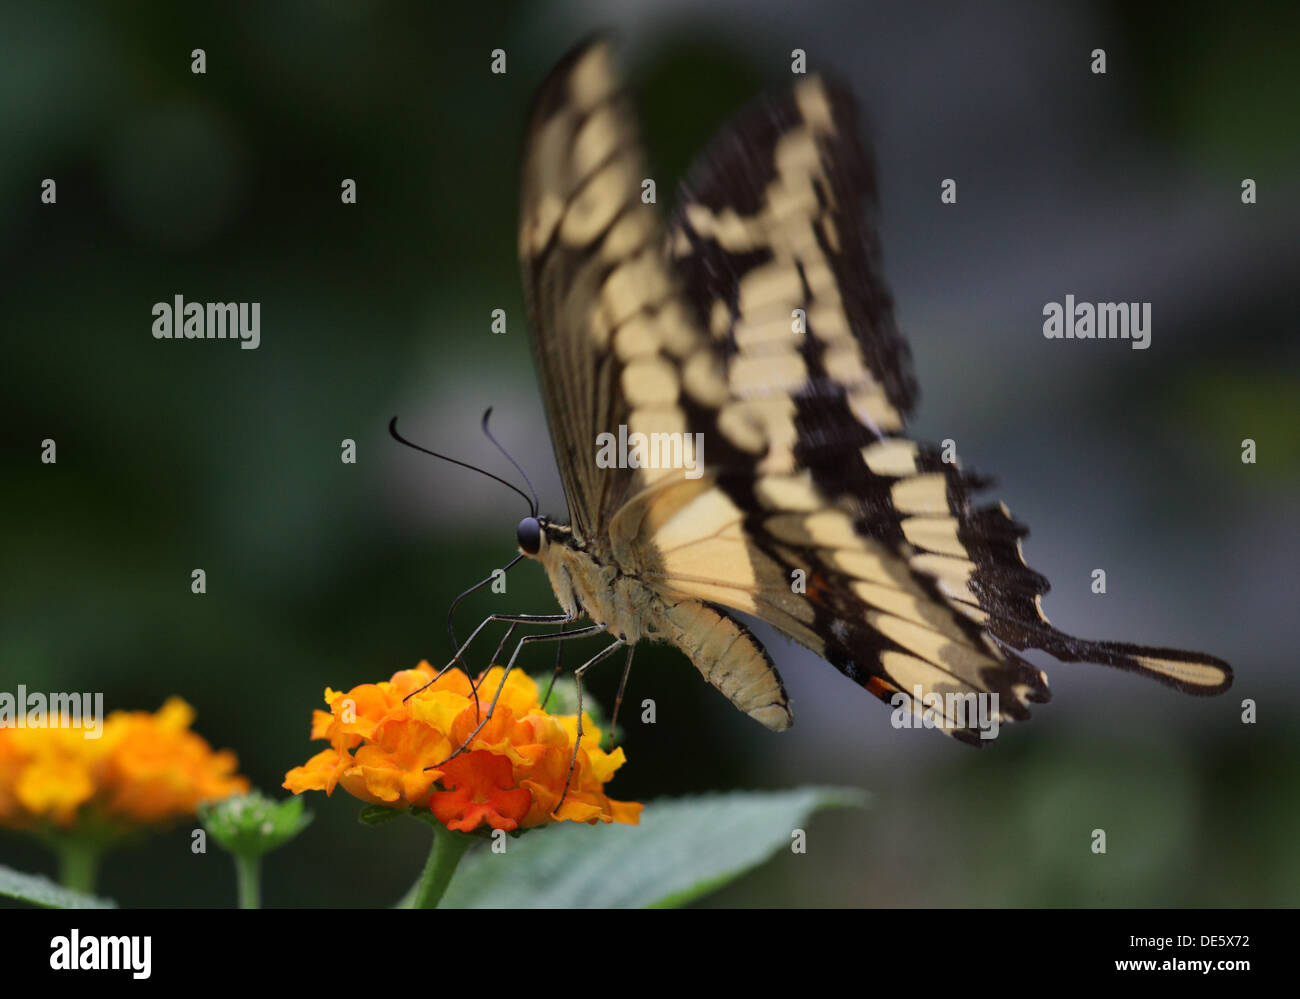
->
404, 611, 576, 703
538, 621, 569, 711
606, 643, 636, 751
460, 612, 581, 715
553, 637, 627, 816
470, 622, 520, 719
451, 611, 575, 681
429, 622, 607, 769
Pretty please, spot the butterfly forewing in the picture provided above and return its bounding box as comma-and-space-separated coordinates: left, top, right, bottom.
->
519, 42, 723, 551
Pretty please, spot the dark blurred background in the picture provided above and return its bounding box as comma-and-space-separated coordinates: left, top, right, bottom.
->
2, 0, 1296, 907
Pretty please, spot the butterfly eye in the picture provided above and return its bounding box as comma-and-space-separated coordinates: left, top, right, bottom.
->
516, 516, 542, 555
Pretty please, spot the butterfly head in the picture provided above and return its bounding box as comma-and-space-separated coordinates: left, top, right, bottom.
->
516, 515, 543, 557
516, 515, 576, 560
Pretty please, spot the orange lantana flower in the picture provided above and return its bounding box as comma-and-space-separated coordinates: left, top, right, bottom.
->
0, 698, 249, 831
431, 751, 531, 832
283, 662, 642, 831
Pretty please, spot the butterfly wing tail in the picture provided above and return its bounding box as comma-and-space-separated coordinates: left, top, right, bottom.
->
956, 501, 1235, 696
1004, 623, 1234, 696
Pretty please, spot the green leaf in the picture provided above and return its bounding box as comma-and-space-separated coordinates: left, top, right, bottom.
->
0, 864, 117, 909
359, 804, 405, 827
440, 786, 865, 908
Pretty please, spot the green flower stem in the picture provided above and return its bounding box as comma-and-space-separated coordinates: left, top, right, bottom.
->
235, 853, 261, 909
56, 840, 102, 895
409, 823, 473, 909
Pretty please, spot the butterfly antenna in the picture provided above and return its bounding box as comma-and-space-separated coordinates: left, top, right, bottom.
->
480, 407, 539, 517
388, 416, 535, 515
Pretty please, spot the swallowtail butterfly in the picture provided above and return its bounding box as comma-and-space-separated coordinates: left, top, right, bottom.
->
503, 39, 1232, 745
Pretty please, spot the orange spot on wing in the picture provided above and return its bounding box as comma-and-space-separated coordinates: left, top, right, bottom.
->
807, 572, 834, 603
866, 677, 899, 699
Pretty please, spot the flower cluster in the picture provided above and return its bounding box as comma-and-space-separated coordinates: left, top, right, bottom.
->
283, 662, 641, 831
0, 698, 249, 830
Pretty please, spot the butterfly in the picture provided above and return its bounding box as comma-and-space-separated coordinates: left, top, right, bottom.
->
498, 38, 1232, 746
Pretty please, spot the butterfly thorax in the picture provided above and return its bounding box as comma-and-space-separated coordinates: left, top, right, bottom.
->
524, 514, 792, 730
529, 520, 659, 644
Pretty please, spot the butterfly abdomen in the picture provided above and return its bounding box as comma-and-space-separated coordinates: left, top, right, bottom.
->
657, 598, 792, 731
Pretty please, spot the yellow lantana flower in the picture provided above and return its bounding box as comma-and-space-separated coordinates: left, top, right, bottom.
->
283, 662, 642, 831
0, 697, 249, 830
